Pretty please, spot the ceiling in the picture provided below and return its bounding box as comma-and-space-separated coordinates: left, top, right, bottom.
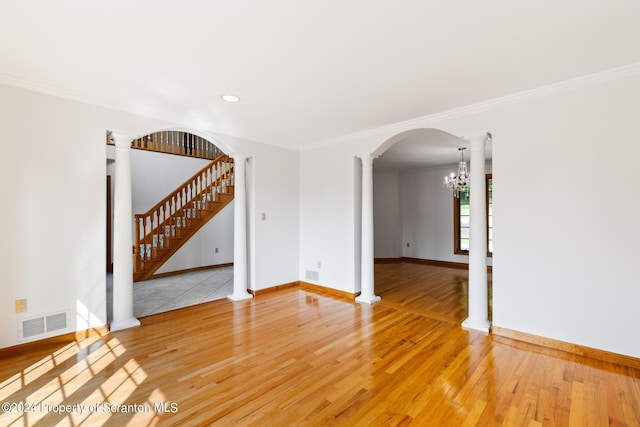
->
1, 1, 639, 163
374, 129, 490, 170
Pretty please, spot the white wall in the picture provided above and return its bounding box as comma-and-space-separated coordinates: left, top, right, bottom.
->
373, 170, 401, 258
401, 166, 464, 262
353, 157, 362, 292
155, 204, 235, 273
4, 68, 639, 359
322, 70, 640, 358
299, 144, 358, 293
247, 141, 300, 291
484, 75, 640, 358
0, 83, 300, 349
374, 162, 492, 263
130, 149, 210, 215
0, 84, 177, 348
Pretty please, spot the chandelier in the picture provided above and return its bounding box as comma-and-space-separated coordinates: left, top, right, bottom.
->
443, 147, 470, 198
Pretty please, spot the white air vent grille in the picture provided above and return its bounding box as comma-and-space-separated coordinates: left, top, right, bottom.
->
22, 317, 45, 339
46, 312, 67, 332
19, 311, 69, 341
305, 270, 319, 281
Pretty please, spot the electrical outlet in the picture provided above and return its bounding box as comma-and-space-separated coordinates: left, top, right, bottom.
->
407, 242, 410, 248
15, 299, 27, 313
215, 248, 219, 253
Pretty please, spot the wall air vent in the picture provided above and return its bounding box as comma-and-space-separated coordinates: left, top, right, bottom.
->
18, 310, 69, 341
305, 270, 319, 281
21, 317, 45, 339
46, 312, 68, 332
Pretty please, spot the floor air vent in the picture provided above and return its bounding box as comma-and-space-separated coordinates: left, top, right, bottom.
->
19, 311, 69, 341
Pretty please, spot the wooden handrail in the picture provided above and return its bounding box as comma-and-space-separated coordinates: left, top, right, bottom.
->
131, 131, 222, 160
142, 153, 229, 216
133, 154, 234, 274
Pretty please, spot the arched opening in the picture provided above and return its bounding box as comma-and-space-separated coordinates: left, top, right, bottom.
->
107, 128, 251, 330
367, 128, 492, 331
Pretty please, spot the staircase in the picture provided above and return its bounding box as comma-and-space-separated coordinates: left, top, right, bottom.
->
133, 154, 234, 282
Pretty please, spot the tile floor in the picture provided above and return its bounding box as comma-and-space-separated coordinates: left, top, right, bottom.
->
107, 267, 233, 321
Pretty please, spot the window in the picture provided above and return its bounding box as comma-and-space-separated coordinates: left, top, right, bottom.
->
454, 174, 492, 256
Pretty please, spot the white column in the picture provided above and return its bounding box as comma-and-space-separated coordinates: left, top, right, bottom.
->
110, 133, 140, 331
462, 133, 491, 334
228, 154, 253, 301
356, 154, 381, 304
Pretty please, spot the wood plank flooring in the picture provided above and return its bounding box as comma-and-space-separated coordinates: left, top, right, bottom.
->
1, 263, 639, 426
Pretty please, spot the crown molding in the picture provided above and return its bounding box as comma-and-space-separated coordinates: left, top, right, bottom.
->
0, 73, 127, 112
300, 62, 640, 151
3, 62, 640, 154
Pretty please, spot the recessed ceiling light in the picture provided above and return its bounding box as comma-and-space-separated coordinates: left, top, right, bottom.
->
221, 94, 240, 103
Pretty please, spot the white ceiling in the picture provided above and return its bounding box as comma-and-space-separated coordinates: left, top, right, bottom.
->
374, 129, 490, 170
1, 1, 640, 162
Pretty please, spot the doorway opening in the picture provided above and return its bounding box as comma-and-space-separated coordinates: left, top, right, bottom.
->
370, 128, 492, 323
106, 130, 236, 323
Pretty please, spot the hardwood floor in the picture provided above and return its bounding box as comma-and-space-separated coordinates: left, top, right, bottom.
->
1, 263, 639, 426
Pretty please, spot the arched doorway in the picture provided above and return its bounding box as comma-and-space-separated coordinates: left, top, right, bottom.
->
108, 128, 252, 331
358, 129, 492, 333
